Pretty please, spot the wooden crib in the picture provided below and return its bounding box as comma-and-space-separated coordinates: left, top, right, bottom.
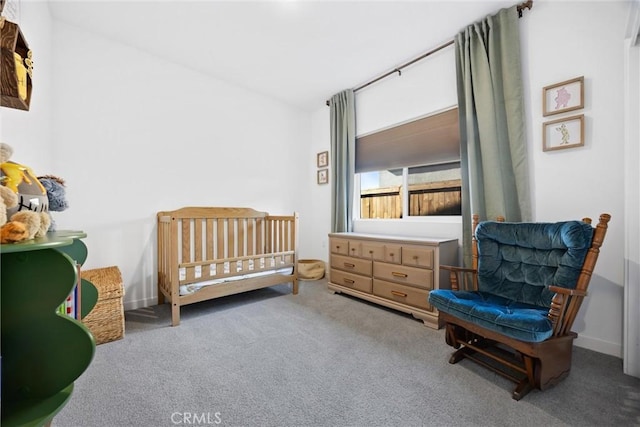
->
157, 207, 299, 326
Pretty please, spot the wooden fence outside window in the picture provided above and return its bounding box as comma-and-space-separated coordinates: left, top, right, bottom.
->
360, 179, 461, 219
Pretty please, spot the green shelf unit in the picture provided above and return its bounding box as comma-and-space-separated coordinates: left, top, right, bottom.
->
54, 237, 98, 318
0, 384, 74, 427
80, 278, 98, 318
1, 231, 96, 427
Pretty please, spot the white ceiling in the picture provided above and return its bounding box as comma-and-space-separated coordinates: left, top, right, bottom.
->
48, 0, 518, 111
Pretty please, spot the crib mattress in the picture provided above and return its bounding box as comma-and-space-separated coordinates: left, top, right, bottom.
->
179, 267, 294, 295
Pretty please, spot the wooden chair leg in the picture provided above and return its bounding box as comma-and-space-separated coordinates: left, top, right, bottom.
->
512, 355, 536, 400
513, 378, 534, 401
445, 323, 460, 348
449, 346, 476, 364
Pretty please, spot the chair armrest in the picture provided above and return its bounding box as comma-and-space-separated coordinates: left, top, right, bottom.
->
547, 286, 588, 336
548, 285, 587, 297
441, 265, 478, 292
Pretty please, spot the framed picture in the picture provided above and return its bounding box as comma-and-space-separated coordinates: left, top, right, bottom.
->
543, 114, 584, 152
317, 169, 328, 185
317, 151, 329, 168
543, 76, 584, 117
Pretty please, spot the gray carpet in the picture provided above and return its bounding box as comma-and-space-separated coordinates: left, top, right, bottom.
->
54, 279, 640, 427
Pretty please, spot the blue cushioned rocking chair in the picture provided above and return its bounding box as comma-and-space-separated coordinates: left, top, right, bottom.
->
429, 213, 610, 400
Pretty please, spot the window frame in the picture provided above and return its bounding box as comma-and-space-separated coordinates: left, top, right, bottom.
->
354, 104, 462, 221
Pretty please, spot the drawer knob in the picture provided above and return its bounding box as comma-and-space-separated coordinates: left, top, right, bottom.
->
389, 253, 395, 257
391, 290, 407, 298
344, 262, 355, 269
344, 278, 355, 284
369, 250, 373, 254
392, 272, 408, 278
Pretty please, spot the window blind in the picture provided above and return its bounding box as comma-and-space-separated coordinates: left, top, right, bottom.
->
355, 107, 460, 173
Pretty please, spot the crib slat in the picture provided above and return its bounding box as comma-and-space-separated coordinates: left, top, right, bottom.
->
284, 221, 293, 251
238, 218, 245, 257
257, 218, 264, 255
206, 219, 214, 262
266, 219, 273, 254
282, 219, 287, 252
194, 218, 203, 262
247, 219, 255, 256
182, 220, 191, 263
229, 219, 236, 258
217, 219, 225, 259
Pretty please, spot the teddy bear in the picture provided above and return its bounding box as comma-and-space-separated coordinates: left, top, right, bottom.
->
0, 142, 51, 244
0, 185, 29, 243
9, 210, 50, 240
0, 185, 17, 226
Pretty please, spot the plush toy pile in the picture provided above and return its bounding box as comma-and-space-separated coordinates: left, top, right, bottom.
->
0, 142, 67, 244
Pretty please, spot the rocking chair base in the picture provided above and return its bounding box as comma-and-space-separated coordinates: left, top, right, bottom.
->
442, 312, 576, 400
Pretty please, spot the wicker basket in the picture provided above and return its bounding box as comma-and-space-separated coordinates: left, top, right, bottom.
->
298, 259, 325, 280
81, 266, 125, 345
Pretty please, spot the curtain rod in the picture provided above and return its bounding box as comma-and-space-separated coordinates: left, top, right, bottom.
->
325, 0, 533, 106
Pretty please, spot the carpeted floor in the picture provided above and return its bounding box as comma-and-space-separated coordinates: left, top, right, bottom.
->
54, 279, 640, 427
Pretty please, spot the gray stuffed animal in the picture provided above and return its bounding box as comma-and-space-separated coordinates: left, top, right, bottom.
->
38, 175, 69, 231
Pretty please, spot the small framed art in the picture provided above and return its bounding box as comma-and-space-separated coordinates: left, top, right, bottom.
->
317, 151, 329, 168
543, 114, 584, 152
317, 169, 328, 185
543, 76, 584, 117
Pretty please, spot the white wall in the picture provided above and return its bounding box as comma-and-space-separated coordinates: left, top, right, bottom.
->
300, 106, 332, 261
308, 1, 632, 358
0, 1, 53, 173
44, 21, 310, 310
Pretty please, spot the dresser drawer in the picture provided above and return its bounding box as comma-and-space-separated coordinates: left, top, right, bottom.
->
347, 240, 363, 257
330, 254, 372, 276
358, 242, 401, 264
330, 238, 349, 255
373, 279, 433, 312
384, 243, 402, 264
402, 245, 434, 269
373, 262, 433, 290
330, 269, 372, 293
361, 241, 385, 261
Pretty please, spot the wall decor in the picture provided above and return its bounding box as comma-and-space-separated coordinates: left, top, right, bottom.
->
317, 169, 328, 185
0, 17, 32, 110
543, 76, 584, 116
543, 114, 584, 152
317, 151, 328, 168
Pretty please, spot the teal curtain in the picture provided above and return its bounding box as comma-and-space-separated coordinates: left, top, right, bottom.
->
329, 89, 356, 233
456, 5, 532, 266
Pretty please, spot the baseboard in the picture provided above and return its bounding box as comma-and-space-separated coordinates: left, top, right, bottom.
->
575, 334, 622, 358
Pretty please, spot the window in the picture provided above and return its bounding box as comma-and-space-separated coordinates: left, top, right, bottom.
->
356, 107, 461, 219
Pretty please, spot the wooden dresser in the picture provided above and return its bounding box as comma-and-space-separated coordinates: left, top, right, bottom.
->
328, 232, 458, 329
